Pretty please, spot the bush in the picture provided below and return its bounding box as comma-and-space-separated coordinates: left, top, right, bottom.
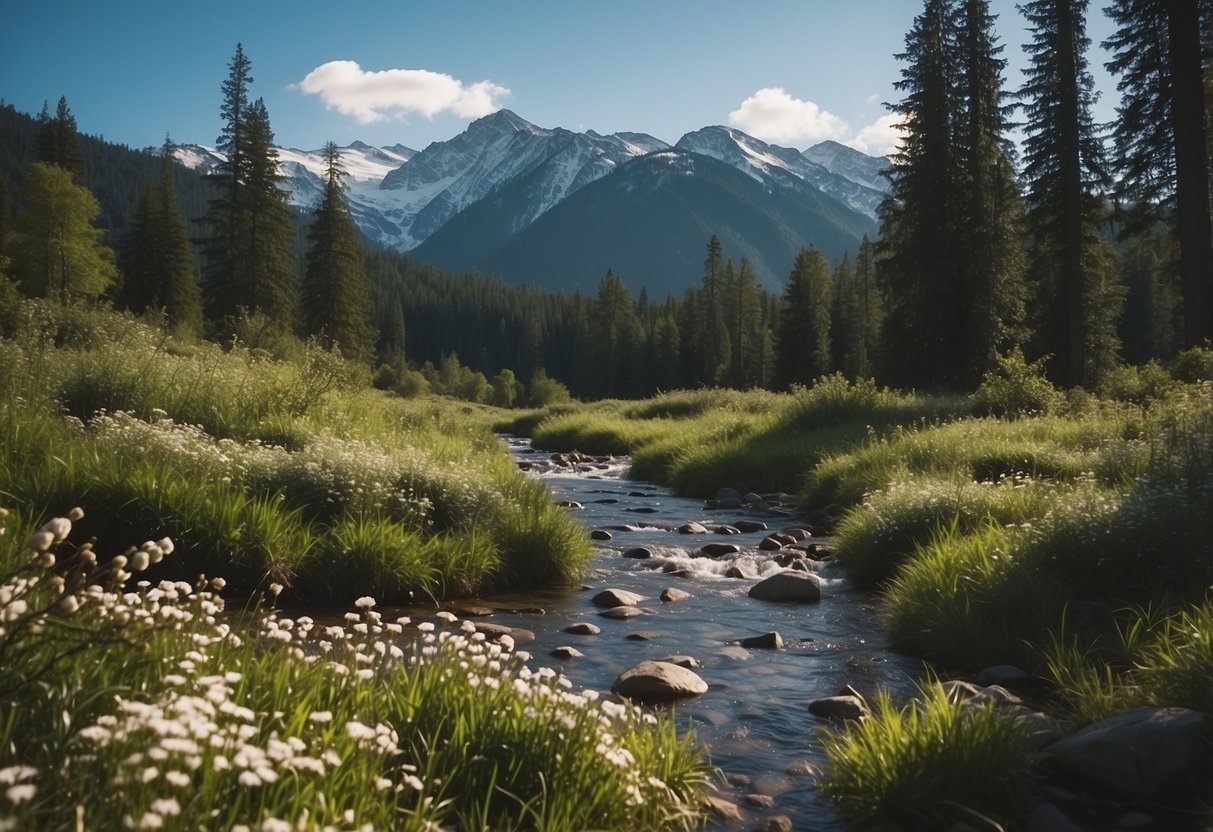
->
970, 347, 1064, 418
1171, 345, 1213, 383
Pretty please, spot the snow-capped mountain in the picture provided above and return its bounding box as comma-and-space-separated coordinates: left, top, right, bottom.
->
174, 111, 889, 289
676, 126, 888, 220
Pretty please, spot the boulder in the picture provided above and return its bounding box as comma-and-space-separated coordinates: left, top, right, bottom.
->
740, 632, 784, 649
756, 817, 793, 832
473, 622, 535, 644
748, 570, 822, 603
612, 660, 708, 703
724, 565, 751, 579
759, 534, 789, 551
734, 519, 769, 533
590, 529, 613, 541
698, 542, 742, 558
622, 547, 652, 559
716, 487, 743, 503
743, 793, 775, 809
626, 631, 661, 641
703, 795, 742, 822
550, 646, 584, 660
741, 493, 769, 510
659, 655, 700, 669
714, 524, 741, 535
1039, 706, 1212, 804
660, 587, 691, 602
678, 522, 708, 534
564, 622, 601, 635
808, 695, 870, 721
591, 588, 646, 608
780, 527, 812, 542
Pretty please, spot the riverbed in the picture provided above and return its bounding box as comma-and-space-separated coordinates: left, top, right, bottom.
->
430, 438, 924, 830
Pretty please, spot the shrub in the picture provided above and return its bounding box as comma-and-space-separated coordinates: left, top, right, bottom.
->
1170, 345, 1213, 383
970, 347, 1064, 418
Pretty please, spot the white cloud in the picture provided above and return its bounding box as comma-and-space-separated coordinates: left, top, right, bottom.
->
296, 61, 510, 123
729, 87, 906, 157
727, 87, 849, 146
851, 114, 904, 156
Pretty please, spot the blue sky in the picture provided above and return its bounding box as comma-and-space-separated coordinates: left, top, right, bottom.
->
2, 1, 1118, 155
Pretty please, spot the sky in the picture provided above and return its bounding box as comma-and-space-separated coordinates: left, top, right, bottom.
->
2, 1, 1120, 157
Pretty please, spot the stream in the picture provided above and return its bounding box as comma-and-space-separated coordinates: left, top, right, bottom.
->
440, 438, 924, 831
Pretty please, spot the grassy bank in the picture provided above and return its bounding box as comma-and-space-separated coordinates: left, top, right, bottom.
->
0, 301, 593, 602
0, 509, 709, 831
511, 353, 1213, 826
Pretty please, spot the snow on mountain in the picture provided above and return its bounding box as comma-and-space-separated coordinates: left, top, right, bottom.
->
675, 127, 888, 220
803, 140, 891, 196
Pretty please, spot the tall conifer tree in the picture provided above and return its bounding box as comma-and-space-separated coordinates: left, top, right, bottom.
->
1105, 0, 1213, 348
36, 97, 85, 182
774, 246, 833, 389
1019, 0, 1116, 385
201, 45, 296, 335
121, 137, 203, 333
302, 142, 374, 364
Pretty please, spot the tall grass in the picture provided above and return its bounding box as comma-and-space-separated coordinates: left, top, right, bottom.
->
0, 301, 594, 603
819, 680, 1032, 829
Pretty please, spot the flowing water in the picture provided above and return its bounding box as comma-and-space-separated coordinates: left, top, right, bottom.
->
435, 438, 924, 830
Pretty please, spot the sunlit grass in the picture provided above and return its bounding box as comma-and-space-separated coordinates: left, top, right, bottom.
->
819, 680, 1032, 829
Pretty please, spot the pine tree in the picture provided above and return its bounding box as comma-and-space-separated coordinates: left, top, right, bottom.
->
1105, 0, 1213, 348
11, 161, 117, 303
696, 235, 731, 385
879, 0, 1027, 389
121, 137, 203, 334
878, 0, 964, 387
831, 253, 865, 378
720, 257, 766, 388
854, 235, 882, 378
36, 97, 85, 182
955, 0, 1028, 387
1020, 0, 1117, 386
201, 45, 297, 335
302, 142, 374, 364
589, 269, 638, 398
774, 246, 833, 389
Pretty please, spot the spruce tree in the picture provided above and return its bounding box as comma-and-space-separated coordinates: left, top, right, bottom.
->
878, 0, 964, 387
831, 253, 864, 378
302, 142, 375, 364
36, 97, 85, 182
589, 269, 638, 398
774, 246, 833, 389
202, 45, 297, 335
696, 235, 731, 385
121, 137, 203, 334
1020, 0, 1117, 385
1105, 0, 1213, 348
880, 0, 1027, 389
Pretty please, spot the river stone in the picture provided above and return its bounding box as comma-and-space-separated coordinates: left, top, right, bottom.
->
626, 631, 662, 641
744, 793, 776, 809
780, 527, 812, 542
734, 519, 768, 533
755, 816, 793, 832
704, 795, 743, 822
452, 606, 494, 618
659, 655, 700, 668
808, 695, 870, 721
600, 605, 649, 619
725, 565, 752, 579
564, 622, 601, 635
1039, 706, 1212, 804
678, 522, 708, 534
612, 660, 708, 703
591, 588, 646, 608
740, 631, 784, 649
556, 500, 582, 509
698, 542, 742, 558
785, 759, 822, 778
622, 547, 652, 559
748, 570, 822, 603
660, 587, 691, 602
590, 529, 613, 541
473, 622, 535, 644
551, 646, 583, 660
714, 524, 741, 535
